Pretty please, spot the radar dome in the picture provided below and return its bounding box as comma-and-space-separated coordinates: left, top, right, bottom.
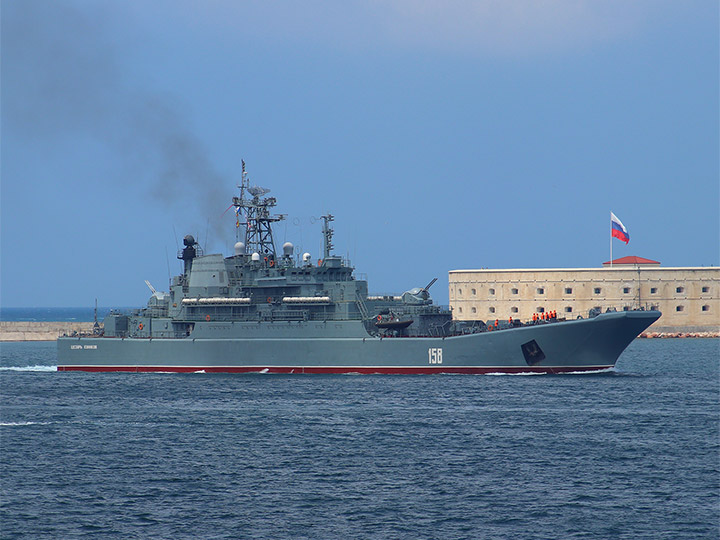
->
234, 242, 246, 256
283, 242, 294, 256
302, 252, 311, 262
251, 252, 260, 262
183, 235, 196, 246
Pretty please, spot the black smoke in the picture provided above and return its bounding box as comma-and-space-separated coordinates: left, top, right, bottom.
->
1, 0, 231, 249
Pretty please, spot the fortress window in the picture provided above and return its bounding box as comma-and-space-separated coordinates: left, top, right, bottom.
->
511, 307, 518, 313
458, 288, 463, 295
458, 307, 463, 313
489, 307, 496, 313
676, 305, 684, 312
537, 288, 544, 294
676, 286, 684, 293
650, 305, 659, 311
702, 286, 709, 293
537, 307, 545, 313
489, 288, 495, 295
623, 306, 630, 311
565, 307, 573, 313
702, 305, 710, 312
471, 288, 476, 295
650, 287, 657, 294
511, 288, 519, 294
594, 287, 602, 294
471, 307, 477, 314
623, 287, 630, 294
565, 287, 573, 294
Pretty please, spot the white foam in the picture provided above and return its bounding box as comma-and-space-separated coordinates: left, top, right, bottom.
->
0, 365, 57, 372
484, 371, 547, 376
0, 421, 50, 427
565, 367, 616, 375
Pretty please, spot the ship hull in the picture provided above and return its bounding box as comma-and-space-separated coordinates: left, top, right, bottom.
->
57, 311, 660, 374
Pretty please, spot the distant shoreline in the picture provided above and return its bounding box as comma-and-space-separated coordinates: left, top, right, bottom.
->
0, 322, 99, 342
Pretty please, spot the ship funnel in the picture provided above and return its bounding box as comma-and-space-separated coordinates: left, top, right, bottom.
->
283, 242, 294, 257
234, 242, 246, 256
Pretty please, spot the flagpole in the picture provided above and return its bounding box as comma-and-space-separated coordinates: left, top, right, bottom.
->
610, 211, 613, 268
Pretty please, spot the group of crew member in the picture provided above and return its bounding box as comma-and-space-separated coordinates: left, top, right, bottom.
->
488, 310, 558, 331
532, 310, 557, 323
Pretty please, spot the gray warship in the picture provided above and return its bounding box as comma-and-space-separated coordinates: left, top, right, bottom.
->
58, 165, 661, 373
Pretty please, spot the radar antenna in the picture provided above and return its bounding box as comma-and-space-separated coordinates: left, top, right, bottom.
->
233, 160, 285, 260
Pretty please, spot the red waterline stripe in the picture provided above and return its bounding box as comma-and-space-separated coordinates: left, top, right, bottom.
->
57, 365, 612, 375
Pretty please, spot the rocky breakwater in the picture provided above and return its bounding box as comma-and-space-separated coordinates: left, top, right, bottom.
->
0, 321, 100, 341
639, 331, 720, 338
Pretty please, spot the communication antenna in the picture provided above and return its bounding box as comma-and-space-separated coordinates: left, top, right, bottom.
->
321, 214, 334, 259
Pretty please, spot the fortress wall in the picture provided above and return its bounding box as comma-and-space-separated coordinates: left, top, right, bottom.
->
0, 322, 100, 342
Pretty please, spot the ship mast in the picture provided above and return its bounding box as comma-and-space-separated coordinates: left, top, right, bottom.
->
233, 160, 285, 259
321, 214, 334, 259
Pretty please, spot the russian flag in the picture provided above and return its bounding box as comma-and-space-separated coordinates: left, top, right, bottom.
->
611, 212, 630, 244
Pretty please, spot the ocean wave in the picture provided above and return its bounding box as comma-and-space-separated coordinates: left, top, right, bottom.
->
0, 365, 57, 372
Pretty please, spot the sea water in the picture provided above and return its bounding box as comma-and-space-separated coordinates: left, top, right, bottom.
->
1, 339, 718, 539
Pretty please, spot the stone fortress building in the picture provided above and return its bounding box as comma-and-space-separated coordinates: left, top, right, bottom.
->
449, 256, 719, 333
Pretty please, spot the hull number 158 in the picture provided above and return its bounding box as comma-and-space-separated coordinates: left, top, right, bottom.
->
428, 347, 443, 364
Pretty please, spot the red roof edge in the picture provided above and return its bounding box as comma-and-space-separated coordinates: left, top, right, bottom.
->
602, 256, 661, 266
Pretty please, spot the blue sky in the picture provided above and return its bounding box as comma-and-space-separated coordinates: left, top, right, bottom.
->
2, 0, 718, 308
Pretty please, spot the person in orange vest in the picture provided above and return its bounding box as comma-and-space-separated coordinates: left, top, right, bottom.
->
495, 319, 499, 328
509, 317, 513, 326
